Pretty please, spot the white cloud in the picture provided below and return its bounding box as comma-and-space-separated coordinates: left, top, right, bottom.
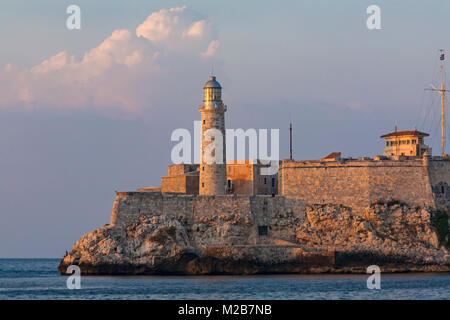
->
0, 6, 220, 115
185, 20, 208, 37
135, 6, 215, 53
202, 40, 220, 57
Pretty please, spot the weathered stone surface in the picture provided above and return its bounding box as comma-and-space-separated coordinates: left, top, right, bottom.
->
58, 193, 450, 275
279, 159, 436, 211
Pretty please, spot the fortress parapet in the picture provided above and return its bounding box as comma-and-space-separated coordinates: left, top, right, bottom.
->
279, 155, 450, 211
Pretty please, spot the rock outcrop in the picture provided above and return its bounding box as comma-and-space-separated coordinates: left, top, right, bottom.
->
58, 194, 450, 275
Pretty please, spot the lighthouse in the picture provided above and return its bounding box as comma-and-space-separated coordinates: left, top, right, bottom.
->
198, 76, 227, 195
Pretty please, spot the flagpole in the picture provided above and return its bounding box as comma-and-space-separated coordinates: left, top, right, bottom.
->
426, 50, 450, 156
440, 49, 446, 156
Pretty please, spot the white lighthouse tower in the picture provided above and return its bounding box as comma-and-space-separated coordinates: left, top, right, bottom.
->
199, 76, 227, 195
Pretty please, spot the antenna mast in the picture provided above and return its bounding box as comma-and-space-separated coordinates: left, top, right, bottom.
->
289, 120, 293, 160
440, 49, 446, 156
427, 49, 450, 156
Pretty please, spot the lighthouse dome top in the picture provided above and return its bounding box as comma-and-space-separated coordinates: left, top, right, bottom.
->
204, 76, 221, 89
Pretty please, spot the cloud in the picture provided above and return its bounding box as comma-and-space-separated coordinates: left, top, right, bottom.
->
0, 6, 220, 115
202, 40, 220, 57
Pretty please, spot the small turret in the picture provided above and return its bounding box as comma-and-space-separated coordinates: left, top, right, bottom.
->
422, 150, 431, 167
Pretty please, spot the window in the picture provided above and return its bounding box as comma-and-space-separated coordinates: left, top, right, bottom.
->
407, 140, 410, 144
264, 178, 267, 185
204, 88, 221, 102
202, 166, 204, 171
412, 140, 416, 144
386, 141, 389, 146
202, 183, 204, 187
272, 178, 275, 187
228, 180, 231, 188
258, 226, 268, 236
203, 120, 205, 124
442, 186, 445, 194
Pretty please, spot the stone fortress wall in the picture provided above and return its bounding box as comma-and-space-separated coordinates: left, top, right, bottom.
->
279, 155, 450, 212
110, 191, 305, 243
426, 158, 450, 211
161, 164, 199, 195
61, 175, 450, 275
112, 156, 450, 234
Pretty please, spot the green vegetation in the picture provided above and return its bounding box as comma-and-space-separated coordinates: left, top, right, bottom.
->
431, 211, 450, 247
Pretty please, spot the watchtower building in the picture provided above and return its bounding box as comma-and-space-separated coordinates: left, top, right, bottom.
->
199, 76, 227, 195
381, 129, 431, 157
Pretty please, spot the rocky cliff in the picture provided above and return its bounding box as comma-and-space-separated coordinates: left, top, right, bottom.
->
58, 193, 450, 275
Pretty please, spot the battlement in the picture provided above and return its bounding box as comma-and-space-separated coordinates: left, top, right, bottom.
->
281, 157, 425, 168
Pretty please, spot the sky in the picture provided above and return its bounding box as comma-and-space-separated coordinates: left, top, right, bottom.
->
1, 0, 450, 257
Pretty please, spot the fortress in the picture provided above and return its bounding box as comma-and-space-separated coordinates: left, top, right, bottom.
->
137, 75, 450, 213
59, 75, 450, 275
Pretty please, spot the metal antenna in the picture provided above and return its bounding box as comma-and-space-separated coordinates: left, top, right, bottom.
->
289, 114, 293, 160
426, 49, 450, 156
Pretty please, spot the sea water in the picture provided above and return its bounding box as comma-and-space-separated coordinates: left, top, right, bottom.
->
0, 259, 449, 300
